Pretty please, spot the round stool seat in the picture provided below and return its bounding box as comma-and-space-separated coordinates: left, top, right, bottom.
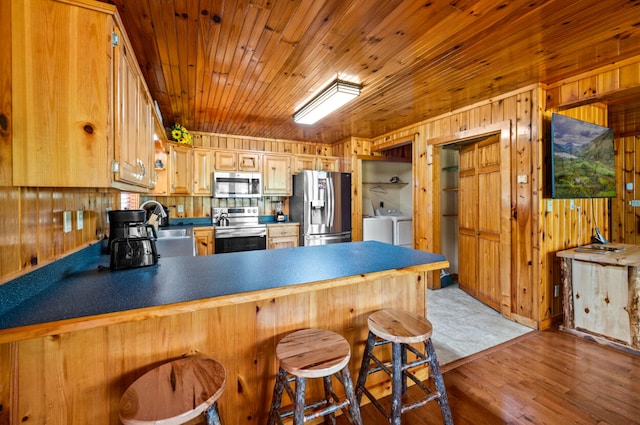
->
276, 329, 351, 379
119, 356, 226, 425
368, 309, 433, 344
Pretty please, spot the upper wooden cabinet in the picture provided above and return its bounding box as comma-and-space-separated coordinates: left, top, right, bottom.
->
169, 144, 192, 195
192, 148, 214, 196
214, 150, 261, 172
263, 154, 292, 196
9, 0, 155, 191
113, 32, 154, 188
293, 155, 340, 173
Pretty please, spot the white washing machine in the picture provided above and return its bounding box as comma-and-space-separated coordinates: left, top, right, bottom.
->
375, 208, 413, 248
363, 217, 393, 244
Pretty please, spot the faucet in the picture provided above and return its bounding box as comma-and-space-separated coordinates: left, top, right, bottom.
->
140, 200, 167, 235
140, 200, 167, 218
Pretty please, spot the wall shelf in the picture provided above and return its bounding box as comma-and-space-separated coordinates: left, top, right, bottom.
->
363, 182, 408, 186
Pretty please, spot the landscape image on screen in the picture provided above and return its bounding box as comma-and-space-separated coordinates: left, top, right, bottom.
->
551, 114, 616, 198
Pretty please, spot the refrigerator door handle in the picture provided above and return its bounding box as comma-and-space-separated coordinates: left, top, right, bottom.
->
305, 232, 351, 244
327, 174, 334, 228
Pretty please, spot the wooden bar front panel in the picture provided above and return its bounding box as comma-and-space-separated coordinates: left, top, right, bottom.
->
2, 270, 425, 424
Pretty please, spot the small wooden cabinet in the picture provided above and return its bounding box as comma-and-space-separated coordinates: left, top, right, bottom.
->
558, 244, 640, 352
214, 150, 261, 172
267, 223, 299, 249
193, 227, 214, 256
293, 155, 340, 173
263, 154, 292, 196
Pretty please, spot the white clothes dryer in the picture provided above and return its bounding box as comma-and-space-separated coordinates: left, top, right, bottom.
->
375, 208, 413, 248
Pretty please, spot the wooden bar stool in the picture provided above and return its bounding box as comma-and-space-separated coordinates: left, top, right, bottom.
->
119, 356, 226, 425
267, 328, 364, 425
355, 309, 453, 425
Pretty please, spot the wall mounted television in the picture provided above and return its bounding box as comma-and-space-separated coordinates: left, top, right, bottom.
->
549, 113, 616, 199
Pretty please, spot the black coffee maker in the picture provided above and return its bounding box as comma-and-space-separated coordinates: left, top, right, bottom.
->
108, 210, 159, 270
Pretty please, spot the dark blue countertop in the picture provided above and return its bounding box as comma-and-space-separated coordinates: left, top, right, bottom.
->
0, 241, 446, 337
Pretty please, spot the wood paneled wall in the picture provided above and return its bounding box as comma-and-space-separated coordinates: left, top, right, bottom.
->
0, 187, 118, 283
613, 134, 640, 243
336, 86, 542, 327
340, 56, 640, 330
540, 105, 611, 327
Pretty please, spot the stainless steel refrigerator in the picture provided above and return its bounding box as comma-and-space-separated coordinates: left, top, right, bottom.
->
290, 171, 352, 246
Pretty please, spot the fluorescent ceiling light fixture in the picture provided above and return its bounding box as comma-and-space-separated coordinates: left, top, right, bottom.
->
293, 79, 361, 125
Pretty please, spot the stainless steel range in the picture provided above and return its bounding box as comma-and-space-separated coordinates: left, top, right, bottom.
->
212, 207, 266, 253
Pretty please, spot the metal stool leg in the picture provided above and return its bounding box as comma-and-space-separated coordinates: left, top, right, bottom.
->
425, 338, 454, 425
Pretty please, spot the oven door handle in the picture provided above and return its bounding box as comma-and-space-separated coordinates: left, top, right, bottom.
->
214, 228, 266, 239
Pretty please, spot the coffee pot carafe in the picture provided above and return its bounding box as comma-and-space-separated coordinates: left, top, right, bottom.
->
107, 210, 159, 270
108, 210, 157, 241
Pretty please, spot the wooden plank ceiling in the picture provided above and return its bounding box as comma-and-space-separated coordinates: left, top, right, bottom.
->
101, 0, 640, 143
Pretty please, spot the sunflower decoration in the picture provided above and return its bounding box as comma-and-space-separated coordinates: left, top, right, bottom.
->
170, 123, 192, 145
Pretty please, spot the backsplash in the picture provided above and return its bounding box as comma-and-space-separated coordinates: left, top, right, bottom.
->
0, 186, 119, 283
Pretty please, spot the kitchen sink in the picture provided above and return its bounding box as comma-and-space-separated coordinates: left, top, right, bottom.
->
155, 228, 189, 239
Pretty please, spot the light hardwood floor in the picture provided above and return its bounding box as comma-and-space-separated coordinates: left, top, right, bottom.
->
337, 330, 640, 424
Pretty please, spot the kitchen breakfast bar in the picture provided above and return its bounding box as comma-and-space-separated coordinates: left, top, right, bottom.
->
0, 241, 447, 424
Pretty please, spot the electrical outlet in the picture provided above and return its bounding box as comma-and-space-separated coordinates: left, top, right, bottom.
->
177, 204, 184, 213
570, 199, 575, 210
77, 211, 83, 230
63, 211, 72, 233
546, 200, 553, 212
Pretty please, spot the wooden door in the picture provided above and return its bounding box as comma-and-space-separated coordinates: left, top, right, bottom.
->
458, 134, 502, 310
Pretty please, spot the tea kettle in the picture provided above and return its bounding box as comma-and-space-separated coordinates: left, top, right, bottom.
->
217, 212, 230, 227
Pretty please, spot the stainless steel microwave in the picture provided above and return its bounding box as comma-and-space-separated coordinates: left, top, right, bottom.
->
212, 172, 262, 198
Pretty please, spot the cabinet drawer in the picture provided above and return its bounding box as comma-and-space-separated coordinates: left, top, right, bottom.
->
267, 224, 299, 238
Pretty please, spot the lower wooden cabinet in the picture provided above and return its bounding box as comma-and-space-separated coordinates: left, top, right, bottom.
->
193, 227, 214, 255
267, 223, 299, 249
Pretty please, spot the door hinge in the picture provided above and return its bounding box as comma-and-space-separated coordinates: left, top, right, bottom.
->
112, 160, 120, 173
112, 32, 119, 46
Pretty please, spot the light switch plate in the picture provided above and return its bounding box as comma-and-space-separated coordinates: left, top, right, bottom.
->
546, 200, 553, 212
63, 211, 72, 233
77, 211, 83, 230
